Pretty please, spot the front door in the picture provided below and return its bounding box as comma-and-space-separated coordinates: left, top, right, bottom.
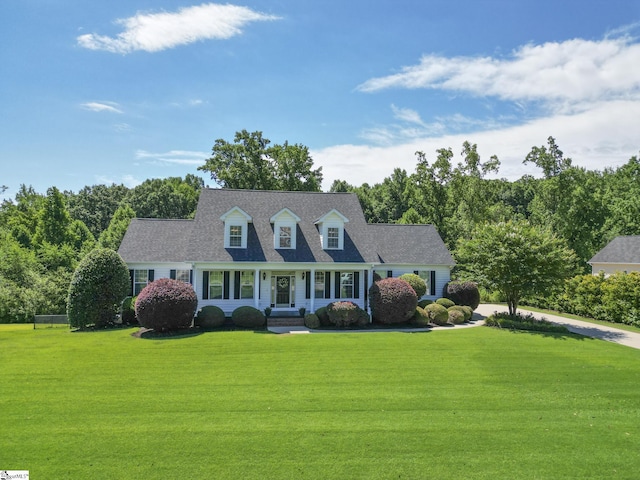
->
275, 275, 291, 308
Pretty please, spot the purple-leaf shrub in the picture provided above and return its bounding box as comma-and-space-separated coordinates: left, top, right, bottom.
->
135, 278, 197, 332
369, 277, 418, 324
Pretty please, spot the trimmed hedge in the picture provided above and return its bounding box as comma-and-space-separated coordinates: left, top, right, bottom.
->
195, 305, 226, 329
304, 313, 321, 329
411, 306, 430, 327
231, 306, 265, 329
424, 303, 449, 326
135, 278, 197, 332
315, 306, 331, 326
435, 298, 455, 309
485, 312, 569, 333
443, 281, 481, 310
448, 309, 465, 325
121, 296, 137, 325
418, 299, 433, 308
327, 301, 369, 327
369, 277, 418, 324
399, 273, 427, 298
448, 305, 471, 322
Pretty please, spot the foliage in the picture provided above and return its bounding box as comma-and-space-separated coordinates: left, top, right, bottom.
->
461, 306, 474, 321
121, 296, 137, 325
135, 278, 198, 332
326, 301, 369, 327
418, 299, 433, 308
435, 297, 455, 308
304, 313, 321, 329
66, 183, 129, 238
67, 248, 130, 329
456, 220, 577, 315
485, 312, 569, 333
411, 306, 430, 327
231, 306, 266, 329
399, 273, 427, 298
448, 309, 465, 325
448, 305, 472, 322
443, 281, 480, 310
98, 203, 135, 251
195, 305, 226, 329
314, 306, 331, 326
423, 303, 449, 326
125, 175, 203, 219
369, 277, 418, 324
199, 130, 323, 191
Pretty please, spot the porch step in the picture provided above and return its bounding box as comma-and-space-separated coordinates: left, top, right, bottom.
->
268, 317, 306, 327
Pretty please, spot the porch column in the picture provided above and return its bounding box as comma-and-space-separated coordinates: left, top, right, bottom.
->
254, 268, 260, 310
310, 268, 316, 313
368, 266, 375, 313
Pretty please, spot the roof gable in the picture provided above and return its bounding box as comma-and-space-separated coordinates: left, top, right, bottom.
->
589, 236, 640, 264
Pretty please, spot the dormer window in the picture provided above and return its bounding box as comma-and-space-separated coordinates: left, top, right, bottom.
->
221, 206, 252, 249
315, 209, 349, 250
327, 227, 339, 249
270, 208, 300, 250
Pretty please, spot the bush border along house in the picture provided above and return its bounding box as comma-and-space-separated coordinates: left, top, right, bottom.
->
118, 189, 454, 316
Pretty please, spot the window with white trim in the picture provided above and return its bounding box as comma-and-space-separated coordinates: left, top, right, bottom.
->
229, 225, 243, 247
340, 272, 354, 298
209, 271, 223, 299
417, 270, 431, 295
240, 271, 254, 299
314, 271, 325, 299
175, 269, 191, 283
134, 270, 149, 295
327, 227, 339, 249
279, 226, 292, 248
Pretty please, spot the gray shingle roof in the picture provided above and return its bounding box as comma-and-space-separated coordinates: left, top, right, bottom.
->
119, 189, 453, 267
589, 236, 640, 264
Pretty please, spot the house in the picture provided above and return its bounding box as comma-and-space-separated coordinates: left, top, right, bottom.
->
588, 236, 640, 275
118, 189, 455, 315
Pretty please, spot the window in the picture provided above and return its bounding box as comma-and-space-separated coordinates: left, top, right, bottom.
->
417, 270, 432, 296
209, 271, 223, 299
134, 270, 149, 295
240, 271, 254, 299
171, 269, 191, 283
279, 226, 292, 248
314, 271, 325, 299
229, 225, 242, 247
327, 227, 339, 249
340, 272, 354, 298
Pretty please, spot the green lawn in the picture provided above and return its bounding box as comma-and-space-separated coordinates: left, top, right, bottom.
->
1, 324, 639, 479
520, 305, 640, 334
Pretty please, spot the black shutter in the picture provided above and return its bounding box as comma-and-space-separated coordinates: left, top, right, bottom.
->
234, 271, 241, 299
414, 270, 419, 275
387, 270, 393, 278
148, 270, 154, 282
335, 272, 341, 298
128, 270, 134, 296
189, 270, 193, 284
305, 271, 311, 299
430, 271, 436, 296
354, 271, 360, 299
170, 269, 176, 280
223, 271, 230, 299
202, 271, 209, 300
325, 271, 331, 299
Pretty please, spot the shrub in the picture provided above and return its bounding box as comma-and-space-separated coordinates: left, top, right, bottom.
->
121, 296, 137, 325
418, 299, 433, 308
315, 306, 331, 326
411, 306, 430, 327
231, 306, 265, 329
399, 273, 427, 298
485, 312, 569, 333
327, 301, 369, 327
135, 278, 197, 332
448, 309, 465, 325
424, 303, 449, 326
369, 277, 418, 324
443, 281, 481, 310
195, 305, 226, 329
67, 248, 130, 329
448, 305, 471, 322
304, 313, 321, 329
435, 298, 455, 308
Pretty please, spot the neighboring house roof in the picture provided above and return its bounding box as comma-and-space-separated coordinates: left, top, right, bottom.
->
119, 188, 454, 267
589, 236, 640, 265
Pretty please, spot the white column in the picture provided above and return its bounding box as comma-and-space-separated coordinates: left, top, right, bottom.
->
254, 268, 260, 310
310, 268, 316, 313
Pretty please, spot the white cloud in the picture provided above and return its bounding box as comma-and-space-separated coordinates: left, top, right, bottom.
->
81, 102, 123, 113
78, 3, 280, 54
95, 174, 141, 188
135, 149, 208, 166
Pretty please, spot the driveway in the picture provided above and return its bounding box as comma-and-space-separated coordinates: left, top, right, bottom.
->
475, 303, 640, 350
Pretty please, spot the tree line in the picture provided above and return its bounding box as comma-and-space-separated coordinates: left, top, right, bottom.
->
1, 130, 639, 322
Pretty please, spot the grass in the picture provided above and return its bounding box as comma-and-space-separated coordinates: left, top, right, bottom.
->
520, 304, 640, 334
1, 324, 640, 479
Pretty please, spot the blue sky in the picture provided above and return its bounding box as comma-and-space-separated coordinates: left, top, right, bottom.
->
2, 1, 640, 200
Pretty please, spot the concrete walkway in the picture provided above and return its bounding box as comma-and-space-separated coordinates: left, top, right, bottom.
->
475, 303, 640, 350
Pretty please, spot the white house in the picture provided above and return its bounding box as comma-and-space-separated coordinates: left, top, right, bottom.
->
118, 189, 455, 315
589, 236, 640, 275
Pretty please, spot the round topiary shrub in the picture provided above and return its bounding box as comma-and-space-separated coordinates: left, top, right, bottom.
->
67, 248, 131, 329
369, 277, 418, 324
411, 306, 430, 327
448, 305, 471, 322
418, 299, 433, 308
435, 297, 455, 308
424, 303, 449, 326
135, 278, 197, 332
195, 305, 226, 329
121, 296, 137, 325
315, 306, 331, 326
399, 273, 427, 298
231, 306, 265, 328
304, 313, 321, 329
448, 309, 465, 325
443, 281, 481, 310
327, 301, 369, 327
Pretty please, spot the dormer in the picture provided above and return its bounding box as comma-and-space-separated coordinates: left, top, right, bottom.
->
315, 209, 349, 250
220, 206, 252, 248
270, 208, 301, 249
